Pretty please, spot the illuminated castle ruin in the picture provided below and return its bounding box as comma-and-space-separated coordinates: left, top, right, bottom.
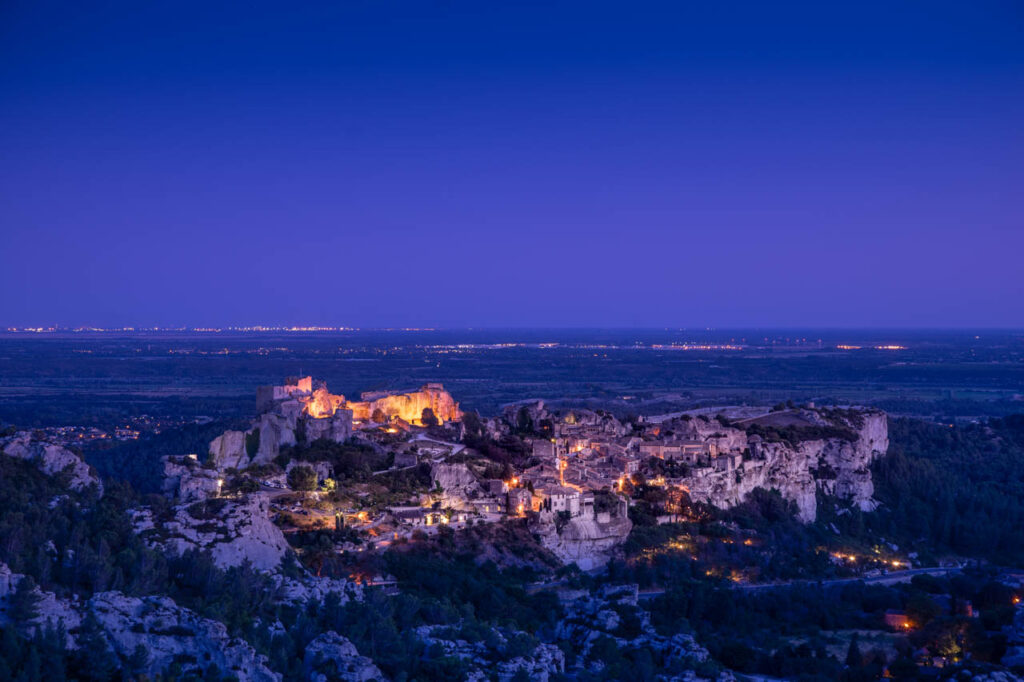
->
258, 377, 461, 427
210, 378, 462, 469
349, 383, 461, 425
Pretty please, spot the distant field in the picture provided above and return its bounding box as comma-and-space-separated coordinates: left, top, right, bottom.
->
0, 329, 1021, 429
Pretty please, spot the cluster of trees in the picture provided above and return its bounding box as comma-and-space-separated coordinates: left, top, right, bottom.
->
622, 488, 839, 584
277, 439, 386, 482
743, 422, 858, 447
634, 567, 1015, 681
460, 412, 534, 470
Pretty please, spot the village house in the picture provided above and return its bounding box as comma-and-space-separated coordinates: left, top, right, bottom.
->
508, 487, 532, 516
484, 479, 509, 496
884, 610, 913, 630
639, 440, 708, 464
714, 451, 745, 472
538, 485, 583, 517
471, 498, 505, 515
612, 455, 641, 475
532, 439, 558, 459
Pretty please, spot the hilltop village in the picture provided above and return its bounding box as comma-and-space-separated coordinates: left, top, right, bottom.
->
152, 376, 888, 571
4, 376, 1024, 681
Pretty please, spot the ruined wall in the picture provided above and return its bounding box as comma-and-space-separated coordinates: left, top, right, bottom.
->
303, 386, 346, 419
349, 384, 461, 424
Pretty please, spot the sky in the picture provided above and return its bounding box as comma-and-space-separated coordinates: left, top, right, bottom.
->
1, 1, 1022, 328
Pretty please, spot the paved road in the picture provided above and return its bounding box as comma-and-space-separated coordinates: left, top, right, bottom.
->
635, 566, 964, 600
734, 566, 963, 591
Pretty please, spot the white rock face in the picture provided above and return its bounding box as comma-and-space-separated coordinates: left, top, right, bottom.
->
136, 494, 291, 571
285, 459, 332, 483
430, 462, 481, 504
303, 631, 383, 682
303, 411, 353, 448
681, 410, 888, 522
1, 432, 103, 494
256, 413, 297, 463
209, 430, 250, 470
210, 379, 358, 470
162, 456, 222, 502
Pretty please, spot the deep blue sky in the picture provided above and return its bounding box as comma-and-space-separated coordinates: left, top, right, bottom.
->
2, 1, 1022, 328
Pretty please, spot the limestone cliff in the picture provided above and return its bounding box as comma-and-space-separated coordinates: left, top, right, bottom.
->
532, 511, 633, 571
430, 461, 481, 506
676, 409, 889, 522
208, 429, 250, 469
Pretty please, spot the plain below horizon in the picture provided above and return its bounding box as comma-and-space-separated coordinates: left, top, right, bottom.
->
1, 326, 1020, 339
1, 1, 1022, 327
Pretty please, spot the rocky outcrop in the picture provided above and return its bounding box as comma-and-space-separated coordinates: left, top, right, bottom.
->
501, 402, 627, 439
89, 591, 279, 681
269, 573, 362, 606
678, 409, 888, 522
0, 563, 82, 645
532, 512, 633, 570
1, 432, 103, 494
285, 459, 332, 484
134, 494, 290, 571
303, 631, 383, 681
1003, 604, 1024, 668
255, 413, 297, 463
209, 430, 250, 469
430, 462, 481, 504
208, 378, 357, 471
162, 456, 222, 502
0, 564, 278, 681
303, 410, 353, 446
555, 584, 734, 681
415, 624, 564, 682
